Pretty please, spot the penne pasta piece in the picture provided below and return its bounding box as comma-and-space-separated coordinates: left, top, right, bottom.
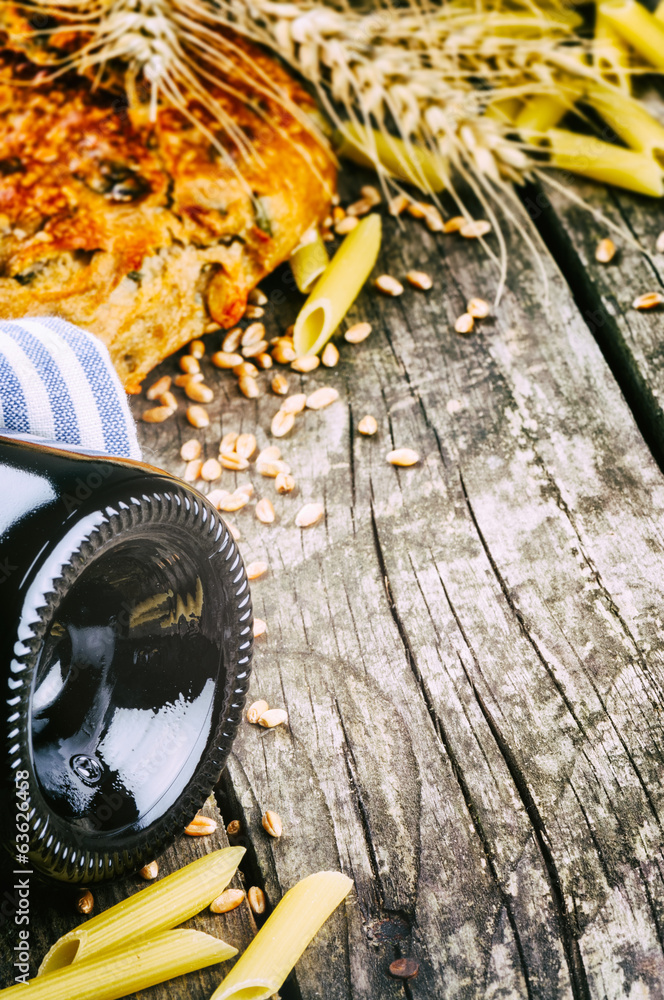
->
484, 97, 523, 125
0, 930, 236, 1000
594, 8, 632, 93
584, 84, 664, 162
515, 93, 572, 140
334, 124, 446, 192
293, 213, 381, 358
290, 228, 329, 293
544, 128, 664, 196
39, 847, 245, 974
599, 0, 664, 70
657, 0, 664, 21
210, 871, 353, 1000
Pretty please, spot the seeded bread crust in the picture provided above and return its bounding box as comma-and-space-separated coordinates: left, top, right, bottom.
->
0, 43, 335, 387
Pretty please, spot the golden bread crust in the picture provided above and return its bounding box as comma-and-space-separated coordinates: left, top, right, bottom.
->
0, 41, 335, 385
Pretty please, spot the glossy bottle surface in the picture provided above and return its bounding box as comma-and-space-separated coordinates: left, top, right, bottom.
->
0, 437, 252, 883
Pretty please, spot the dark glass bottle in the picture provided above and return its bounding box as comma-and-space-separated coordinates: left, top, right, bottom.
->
0, 435, 252, 883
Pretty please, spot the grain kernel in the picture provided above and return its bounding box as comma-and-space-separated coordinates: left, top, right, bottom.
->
186, 405, 210, 428
256, 498, 275, 524
387, 448, 420, 467
262, 810, 282, 838
186, 381, 214, 403
249, 287, 268, 306
244, 305, 265, 319
291, 355, 320, 373
406, 270, 433, 290
358, 414, 378, 436
275, 473, 295, 494
236, 433, 257, 460
322, 342, 339, 367
460, 219, 491, 238
219, 431, 239, 455
271, 373, 289, 395
242, 322, 267, 347
189, 339, 205, 359
656, 231, 664, 254
246, 561, 268, 580
247, 886, 266, 915
219, 493, 250, 512
242, 340, 269, 359
280, 393, 307, 415
455, 313, 474, 334
443, 215, 466, 233
306, 387, 339, 410
185, 813, 217, 836
146, 375, 172, 400
258, 708, 288, 728
226, 819, 241, 836
374, 275, 404, 296
595, 238, 616, 263
201, 458, 222, 481
179, 355, 200, 375
235, 482, 254, 497
346, 197, 373, 217
467, 298, 490, 319
222, 327, 243, 352
158, 391, 178, 410
174, 372, 204, 388
247, 699, 269, 723
212, 350, 243, 369
345, 322, 372, 344
142, 405, 174, 423
180, 438, 202, 461
295, 502, 324, 527
140, 861, 159, 880
226, 520, 241, 541
206, 489, 230, 508
256, 352, 273, 369
126, 383, 142, 395
335, 216, 359, 235
220, 453, 250, 471
253, 618, 267, 638
272, 341, 297, 364
184, 458, 203, 482
258, 460, 291, 478
234, 361, 259, 379
238, 375, 261, 399
633, 291, 664, 310
271, 410, 295, 438
76, 890, 94, 914
424, 208, 445, 232
406, 201, 429, 219
360, 184, 382, 206
210, 888, 245, 914
258, 446, 281, 463
388, 194, 410, 216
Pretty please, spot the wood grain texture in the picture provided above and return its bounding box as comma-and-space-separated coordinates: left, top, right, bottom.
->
4, 166, 664, 1000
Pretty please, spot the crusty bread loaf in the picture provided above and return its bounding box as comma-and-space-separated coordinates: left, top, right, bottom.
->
0, 41, 335, 387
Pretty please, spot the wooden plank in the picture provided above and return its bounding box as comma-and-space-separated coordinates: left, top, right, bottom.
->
528, 88, 664, 461
130, 174, 664, 997
0, 797, 256, 998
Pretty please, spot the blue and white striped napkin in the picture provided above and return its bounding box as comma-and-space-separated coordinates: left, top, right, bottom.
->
0, 317, 141, 461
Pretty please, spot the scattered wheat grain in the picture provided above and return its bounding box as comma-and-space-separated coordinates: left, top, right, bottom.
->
406, 270, 433, 290
374, 275, 404, 296
295, 502, 324, 527
455, 313, 475, 334
306, 386, 339, 410
247, 561, 268, 580
258, 708, 288, 728
185, 814, 217, 836
358, 414, 378, 436
262, 810, 282, 838
271, 410, 295, 437
146, 375, 171, 400
387, 448, 420, 466
247, 699, 269, 723
256, 498, 275, 523
186, 405, 210, 428
210, 889, 245, 914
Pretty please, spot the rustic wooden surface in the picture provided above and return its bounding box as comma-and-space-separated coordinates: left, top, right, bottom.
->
3, 165, 664, 1000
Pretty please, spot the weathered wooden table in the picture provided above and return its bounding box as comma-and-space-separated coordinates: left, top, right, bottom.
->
4, 152, 664, 999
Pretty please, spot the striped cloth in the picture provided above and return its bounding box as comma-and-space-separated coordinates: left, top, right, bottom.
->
0, 317, 141, 460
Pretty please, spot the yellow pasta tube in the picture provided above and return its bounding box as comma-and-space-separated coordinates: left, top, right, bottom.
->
293, 213, 381, 357
545, 128, 664, 196
594, 8, 632, 93
0, 930, 236, 1000
290, 228, 329, 293
39, 847, 245, 974
515, 94, 571, 139
657, 0, 664, 21
334, 124, 446, 192
585, 84, 664, 160
599, 0, 664, 70
210, 872, 353, 1000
